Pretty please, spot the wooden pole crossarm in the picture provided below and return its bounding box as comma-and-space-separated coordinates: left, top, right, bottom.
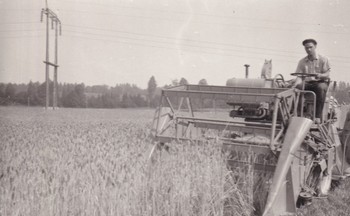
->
43, 61, 59, 67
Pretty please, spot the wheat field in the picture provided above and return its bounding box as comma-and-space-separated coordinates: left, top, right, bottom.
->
1, 107, 350, 216
0, 107, 253, 216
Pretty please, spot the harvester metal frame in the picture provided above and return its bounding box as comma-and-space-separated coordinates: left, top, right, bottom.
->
151, 78, 350, 216
154, 85, 295, 145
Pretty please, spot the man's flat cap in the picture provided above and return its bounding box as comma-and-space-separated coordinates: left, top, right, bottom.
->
302, 39, 317, 46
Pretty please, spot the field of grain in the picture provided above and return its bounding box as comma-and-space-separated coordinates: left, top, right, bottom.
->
0, 107, 252, 216
1, 107, 350, 216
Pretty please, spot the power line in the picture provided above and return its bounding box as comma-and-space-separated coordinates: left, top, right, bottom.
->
63, 30, 350, 66
1, 23, 348, 64
64, 29, 300, 59
63, 32, 349, 68
0, 21, 41, 25
63, 33, 269, 61
0, 9, 38, 11
60, 33, 350, 71
0, 29, 44, 33
56, 0, 336, 28
0, 35, 44, 39
63, 24, 303, 55
58, 8, 350, 37
2, 20, 348, 60
63, 24, 350, 61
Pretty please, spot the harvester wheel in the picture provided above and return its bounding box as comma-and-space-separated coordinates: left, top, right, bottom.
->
299, 171, 332, 208
298, 191, 313, 207
305, 164, 332, 197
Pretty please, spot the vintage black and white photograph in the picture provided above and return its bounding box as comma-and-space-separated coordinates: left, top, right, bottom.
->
1, 0, 350, 215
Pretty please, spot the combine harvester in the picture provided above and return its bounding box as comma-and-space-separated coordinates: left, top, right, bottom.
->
151, 72, 350, 215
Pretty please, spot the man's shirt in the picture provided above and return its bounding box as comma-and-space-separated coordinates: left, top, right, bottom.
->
295, 54, 331, 81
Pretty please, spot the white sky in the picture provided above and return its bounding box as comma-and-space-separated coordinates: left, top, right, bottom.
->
0, 0, 350, 88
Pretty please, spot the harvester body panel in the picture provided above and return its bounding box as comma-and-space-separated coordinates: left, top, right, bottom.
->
263, 117, 313, 216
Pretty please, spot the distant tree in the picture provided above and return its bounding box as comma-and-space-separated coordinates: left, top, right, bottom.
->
13, 83, 27, 93
0, 83, 6, 98
37, 81, 54, 106
171, 79, 179, 86
338, 81, 347, 91
334, 82, 350, 104
179, 77, 189, 85
27, 81, 40, 106
133, 94, 147, 107
198, 79, 208, 85
0, 80, 155, 108
100, 94, 113, 108
163, 84, 171, 89
5, 83, 16, 99
121, 93, 136, 108
60, 83, 73, 106
62, 83, 86, 108
147, 76, 157, 107
88, 94, 106, 108
14, 91, 28, 105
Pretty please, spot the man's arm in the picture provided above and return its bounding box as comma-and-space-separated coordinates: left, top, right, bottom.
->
317, 56, 331, 80
316, 71, 330, 80
292, 60, 303, 87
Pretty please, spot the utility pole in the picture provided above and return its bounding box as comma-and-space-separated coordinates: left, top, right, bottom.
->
53, 19, 60, 109
244, 64, 250, 79
41, 0, 61, 109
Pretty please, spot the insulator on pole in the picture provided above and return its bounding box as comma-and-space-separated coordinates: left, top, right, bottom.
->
244, 64, 250, 79
40, 9, 44, 22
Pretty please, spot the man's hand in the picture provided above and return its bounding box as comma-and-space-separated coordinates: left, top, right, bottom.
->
315, 73, 330, 80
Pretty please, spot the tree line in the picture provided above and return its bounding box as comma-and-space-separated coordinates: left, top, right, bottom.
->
0, 76, 208, 108
333, 81, 350, 104
0, 80, 156, 108
1, 78, 348, 108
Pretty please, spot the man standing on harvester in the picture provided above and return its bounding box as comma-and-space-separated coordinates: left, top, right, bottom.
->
293, 39, 331, 123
